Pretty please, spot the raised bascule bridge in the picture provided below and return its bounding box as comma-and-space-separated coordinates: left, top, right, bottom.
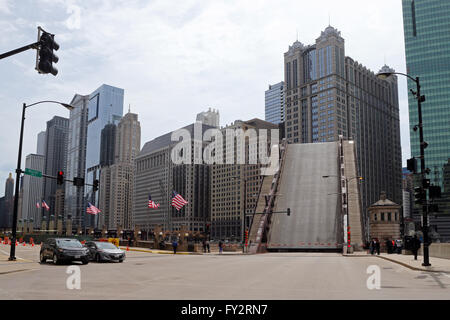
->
248, 136, 365, 254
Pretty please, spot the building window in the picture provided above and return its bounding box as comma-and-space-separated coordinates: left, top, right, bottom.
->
381, 212, 385, 221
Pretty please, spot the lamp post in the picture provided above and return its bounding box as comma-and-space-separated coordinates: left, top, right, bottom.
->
376, 70, 430, 267
323, 175, 363, 253
8, 101, 73, 261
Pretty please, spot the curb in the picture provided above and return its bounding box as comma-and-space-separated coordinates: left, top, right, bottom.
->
118, 247, 199, 255
375, 255, 450, 274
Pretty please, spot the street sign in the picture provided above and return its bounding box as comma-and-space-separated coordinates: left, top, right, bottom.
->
24, 168, 42, 177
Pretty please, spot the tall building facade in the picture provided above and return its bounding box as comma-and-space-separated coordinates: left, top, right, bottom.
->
196, 108, 220, 128
403, 0, 450, 187
22, 154, 45, 228
403, 1, 450, 239
0, 173, 14, 228
210, 118, 278, 241
42, 116, 69, 222
65, 94, 89, 229
265, 82, 285, 124
133, 121, 213, 232
283, 26, 402, 229
99, 112, 141, 229
84, 84, 124, 228
37, 131, 46, 156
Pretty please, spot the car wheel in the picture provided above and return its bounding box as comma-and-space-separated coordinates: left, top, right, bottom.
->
40, 252, 46, 263
53, 253, 59, 265
119, 259, 124, 263
95, 254, 101, 263
81, 258, 89, 265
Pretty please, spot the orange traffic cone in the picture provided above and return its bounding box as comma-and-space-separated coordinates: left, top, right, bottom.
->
23, 242, 26, 246
32, 243, 35, 247
126, 245, 129, 251
15, 241, 18, 246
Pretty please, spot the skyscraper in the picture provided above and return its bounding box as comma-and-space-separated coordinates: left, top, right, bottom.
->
0, 173, 14, 228
196, 108, 220, 128
42, 116, 69, 222
84, 84, 124, 228
22, 154, 45, 228
402, 1, 450, 239
99, 112, 141, 229
133, 120, 213, 232
283, 26, 402, 226
65, 94, 89, 229
265, 82, 285, 124
100, 123, 117, 167
37, 131, 46, 156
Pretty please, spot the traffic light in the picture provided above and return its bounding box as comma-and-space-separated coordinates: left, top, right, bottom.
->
36, 28, 59, 76
422, 179, 431, 189
93, 179, 99, 192
429, 185, 442, 199
287, 208, 291, 216
57, 171, 64, 185
73, 177, 85, 187
414, 187, 426, 205
407, 158, 417, 173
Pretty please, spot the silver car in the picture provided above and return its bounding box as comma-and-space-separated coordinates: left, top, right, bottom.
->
85, 241, 126, 263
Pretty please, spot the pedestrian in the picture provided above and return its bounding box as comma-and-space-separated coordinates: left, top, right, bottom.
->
202, 239, 207, 253
218, 239, 223, 254
412, 235, 421, 260
386, 239, 392, 254
128, 236, 133, 248
172, 238, 178, 254
206, 240, 210, 253
375, 238, 380, 255
370, 238, 376, 255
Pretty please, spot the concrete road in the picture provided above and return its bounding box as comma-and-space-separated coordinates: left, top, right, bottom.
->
1, 244, 450, 299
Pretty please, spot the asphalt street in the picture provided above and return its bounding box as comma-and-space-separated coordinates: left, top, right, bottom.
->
1, 244, 450, 299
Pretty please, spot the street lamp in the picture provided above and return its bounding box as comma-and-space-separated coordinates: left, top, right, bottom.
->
8, 100, 73, 261
322, 175, 362, 253
232, 176, 247, 253
376, 69, 431, 267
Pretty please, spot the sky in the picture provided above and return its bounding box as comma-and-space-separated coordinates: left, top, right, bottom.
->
0, 0, 410, 196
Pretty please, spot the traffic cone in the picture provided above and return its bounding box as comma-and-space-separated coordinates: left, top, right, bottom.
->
15, 241, 18, 246
23, 242, 26, 246
32, 243, 34, 247
126, 245, 129, 251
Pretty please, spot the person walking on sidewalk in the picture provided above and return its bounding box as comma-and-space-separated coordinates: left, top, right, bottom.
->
412, 235, 421, 260
370, 238, 376, 255
172, 238, 178, 254
206, 240, 210, 253
218, 240, 224, 254
202, 239, 207, 253
375, 238, 380, 255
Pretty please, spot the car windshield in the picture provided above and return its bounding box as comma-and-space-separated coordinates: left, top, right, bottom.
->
96, 242, 118, 249
56, 239, 83, 248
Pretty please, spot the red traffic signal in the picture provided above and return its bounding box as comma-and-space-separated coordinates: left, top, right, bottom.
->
57, 171, 64, 185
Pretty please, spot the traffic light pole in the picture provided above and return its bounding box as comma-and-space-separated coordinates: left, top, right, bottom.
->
0, 42, 40, 60
416, 77, 431, 267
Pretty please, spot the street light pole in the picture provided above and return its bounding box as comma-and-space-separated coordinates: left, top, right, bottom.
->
376, 70, 430, 267
8, 101, 73, 261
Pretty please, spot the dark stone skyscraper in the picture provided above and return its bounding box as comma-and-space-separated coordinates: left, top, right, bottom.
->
100, 123, 117, 167
283, 26, 402, 234
0, 173, 14, 228
42, 116, 69, 221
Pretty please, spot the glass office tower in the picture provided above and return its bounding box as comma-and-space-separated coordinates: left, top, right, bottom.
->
265, 82, 285, 124
403, 0, 450, 185
403, 0, 450, 238
84, 84, 124, 228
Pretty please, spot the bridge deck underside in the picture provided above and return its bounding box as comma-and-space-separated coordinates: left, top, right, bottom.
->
267, 142, 343, 250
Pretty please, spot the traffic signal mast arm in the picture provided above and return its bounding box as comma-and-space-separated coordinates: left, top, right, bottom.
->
0, 41, 41, 60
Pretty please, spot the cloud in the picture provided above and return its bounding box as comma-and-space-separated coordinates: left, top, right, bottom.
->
0, 0, 11, 14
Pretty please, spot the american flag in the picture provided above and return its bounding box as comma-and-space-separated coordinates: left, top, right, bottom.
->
86, 202, 101, 215
42, 200, 50, 211
171, 191, 188, 211
36, 202, 40, 209
148, 194, 160, 209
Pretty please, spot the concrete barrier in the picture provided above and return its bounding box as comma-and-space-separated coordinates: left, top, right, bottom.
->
419, 243, 450, 260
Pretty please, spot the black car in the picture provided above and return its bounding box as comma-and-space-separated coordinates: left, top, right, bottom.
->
85, 241, 126, 263
40, 238, 90, 265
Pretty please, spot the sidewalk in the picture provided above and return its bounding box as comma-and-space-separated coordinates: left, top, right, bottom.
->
346, 251, 450, 273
